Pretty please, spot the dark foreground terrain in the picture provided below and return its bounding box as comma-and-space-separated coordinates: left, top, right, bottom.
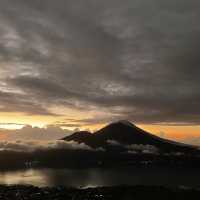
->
0, 185, 199, 200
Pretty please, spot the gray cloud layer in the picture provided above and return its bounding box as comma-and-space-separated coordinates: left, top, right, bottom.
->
0, 0, 200, 125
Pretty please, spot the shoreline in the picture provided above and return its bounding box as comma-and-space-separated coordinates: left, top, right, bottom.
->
0, 185, 199, 200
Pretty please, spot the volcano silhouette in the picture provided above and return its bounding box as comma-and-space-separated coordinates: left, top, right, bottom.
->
63, 120, 198, 154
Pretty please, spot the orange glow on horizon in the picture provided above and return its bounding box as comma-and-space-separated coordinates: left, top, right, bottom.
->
82, 122, 200, 144
0, 112, 200, 145
138, 124, 200, 142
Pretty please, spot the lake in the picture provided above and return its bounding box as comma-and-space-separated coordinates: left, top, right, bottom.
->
0, 167, 199, 188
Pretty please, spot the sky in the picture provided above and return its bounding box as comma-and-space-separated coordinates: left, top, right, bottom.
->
0, 0, 200, 144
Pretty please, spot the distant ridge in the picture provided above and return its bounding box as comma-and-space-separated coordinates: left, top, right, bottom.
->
62, 120, 198, 154
62, 131, 92, 143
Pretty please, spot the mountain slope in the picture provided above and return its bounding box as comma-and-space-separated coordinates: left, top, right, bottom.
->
62, 131, 92, 143
62, 120, 198, 154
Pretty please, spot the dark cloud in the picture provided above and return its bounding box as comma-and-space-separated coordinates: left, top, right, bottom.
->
0, 90, 55, 115
0, 0, 200, 125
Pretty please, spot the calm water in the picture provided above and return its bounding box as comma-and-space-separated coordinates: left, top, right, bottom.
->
0, 167, 199, 188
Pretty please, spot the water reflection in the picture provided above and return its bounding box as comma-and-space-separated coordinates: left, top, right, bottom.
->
0, 167, 199, 188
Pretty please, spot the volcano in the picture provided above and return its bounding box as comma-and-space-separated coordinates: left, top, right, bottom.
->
62, 120, 198, 154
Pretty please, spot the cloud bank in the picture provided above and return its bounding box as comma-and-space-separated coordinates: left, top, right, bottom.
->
107, 140, 159, 154
1, 125, 73, 140
0, 140, 101, 152
0, 0, 199, 126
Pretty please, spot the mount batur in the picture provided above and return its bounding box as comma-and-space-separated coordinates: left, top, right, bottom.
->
1, 121, 199, 170
63, 120, 198, 154
61, 121, 200, 168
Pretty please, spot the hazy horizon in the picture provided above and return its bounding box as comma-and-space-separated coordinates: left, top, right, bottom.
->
0, 121, 199, 147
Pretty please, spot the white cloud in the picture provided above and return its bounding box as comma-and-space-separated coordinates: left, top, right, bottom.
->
107, 139, 159, 154
107, 139, 121, 146
0, 140, 101, 152
127, 144, 159, 154
4, 125, 73, 140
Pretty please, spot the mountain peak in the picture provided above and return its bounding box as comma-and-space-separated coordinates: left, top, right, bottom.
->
112, 120, 136, 128
62, 120, 198, 154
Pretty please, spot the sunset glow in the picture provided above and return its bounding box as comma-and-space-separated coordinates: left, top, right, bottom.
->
0, 0, 199, 146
